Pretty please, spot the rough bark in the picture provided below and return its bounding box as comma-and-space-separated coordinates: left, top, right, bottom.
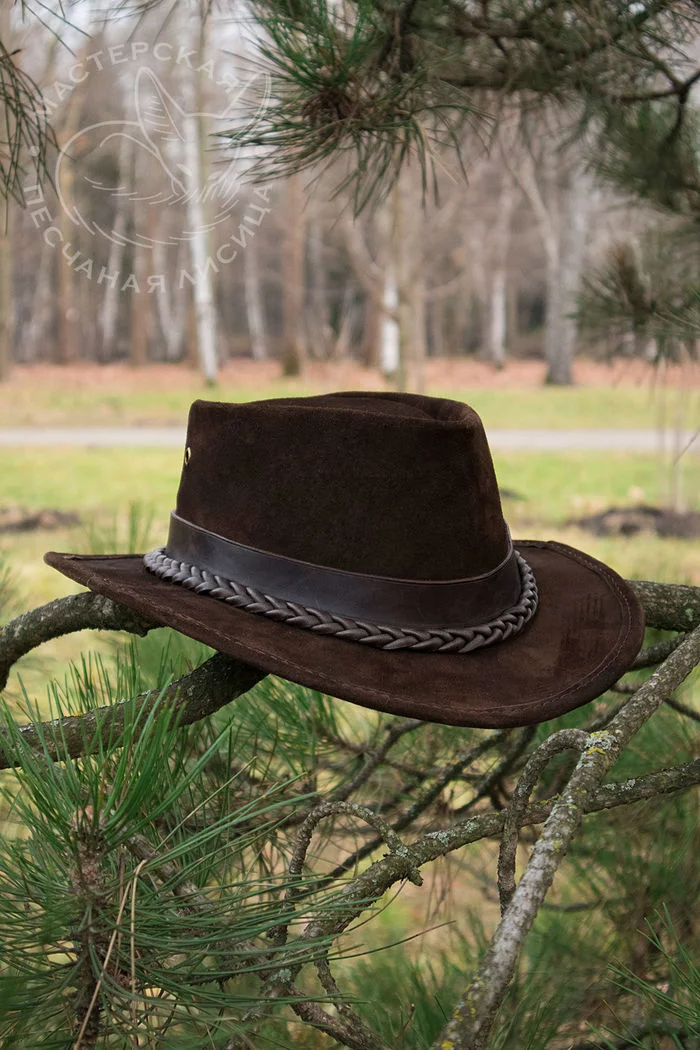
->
628, 579, 700, 632
0, 592, 154, 691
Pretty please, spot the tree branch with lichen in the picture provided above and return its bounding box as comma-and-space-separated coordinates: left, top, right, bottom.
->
432, 622, 700, 1050
1, 581, 699, 1047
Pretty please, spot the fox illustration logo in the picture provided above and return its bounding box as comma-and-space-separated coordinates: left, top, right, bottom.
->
55, 66, 269, 250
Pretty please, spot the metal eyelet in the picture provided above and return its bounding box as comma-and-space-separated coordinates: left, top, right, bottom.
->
184, 446, 192, 466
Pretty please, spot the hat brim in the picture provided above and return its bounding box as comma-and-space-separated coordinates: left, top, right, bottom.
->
44, 540, 644, 728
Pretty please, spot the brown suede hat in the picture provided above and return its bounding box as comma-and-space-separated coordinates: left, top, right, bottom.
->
45, 392, 645, 728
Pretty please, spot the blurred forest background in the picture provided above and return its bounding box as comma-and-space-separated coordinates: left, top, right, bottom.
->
0, 1, 698, 390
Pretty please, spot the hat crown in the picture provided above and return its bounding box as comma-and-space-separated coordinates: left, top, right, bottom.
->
175, 392, 509, 581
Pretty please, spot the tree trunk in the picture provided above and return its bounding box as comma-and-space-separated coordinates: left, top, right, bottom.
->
244, 230, 267, 361
392, 168, 425, 392
180, 9, 218, 385
488, 268, 507, 370
487, 175, 516, 370
281, 173, 306, 377
506, 279, 520, 359
546, 165, 593, 385
362, 293, 381, 369
56, 99, 82, 365
332, 282, 355, 362
0, 215, 11, 382
413, 274, 427, 393
543, 241, 563, 382
517, 144, 582, 385
57, 213, 79, 364
154, 240, 186, 362
129, 252, 149, 367
380, 267, 399, 380
394, 179, 411, 392
306, 211, 329, 360
24, 243, 52, 364
100, 129, 134, 363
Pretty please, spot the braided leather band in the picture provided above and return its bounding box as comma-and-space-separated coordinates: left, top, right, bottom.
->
143, 547, 538, 654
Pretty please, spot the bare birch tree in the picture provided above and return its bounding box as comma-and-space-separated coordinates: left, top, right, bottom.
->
281, 172, 306, 376
244, 220, 267, 361
179, 8, 219, 385
487, 170, 518, 370
517, 140, 596, 385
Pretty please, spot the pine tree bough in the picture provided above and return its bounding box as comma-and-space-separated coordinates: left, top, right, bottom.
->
0, 591, 155, 692
0, 651, 265, 769
0, 583, 699, 1048
433, 621, 700, 1050
497, 728, 590, 914
627, 580, 700, 633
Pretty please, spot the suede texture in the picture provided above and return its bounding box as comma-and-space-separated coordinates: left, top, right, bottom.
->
176, 392, 509, 578
44, 393, 646, 728
44, 542, 645, 727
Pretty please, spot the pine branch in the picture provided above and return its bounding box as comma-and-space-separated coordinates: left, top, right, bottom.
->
631, 634, 683, 669
222, 752, 700, 1045
433, 622, 700, 1050
0, 592, 155, 691
323, 717, 423, 804
3, 586, 698, 1045
309, 955, 395, 1050
497, 728, 589, 914
0, 652, 265, 769
628, 580, 700, 633
218, 0, 700, 206
0, 39, 54, 204
249, 748, 700, 1027
289, 994, 394, 1050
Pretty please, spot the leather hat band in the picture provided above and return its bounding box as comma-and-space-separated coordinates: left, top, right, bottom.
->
155, 512, 529, 631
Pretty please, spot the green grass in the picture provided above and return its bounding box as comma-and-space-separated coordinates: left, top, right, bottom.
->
433, 384, 692, 430
0, 375, 695, 429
